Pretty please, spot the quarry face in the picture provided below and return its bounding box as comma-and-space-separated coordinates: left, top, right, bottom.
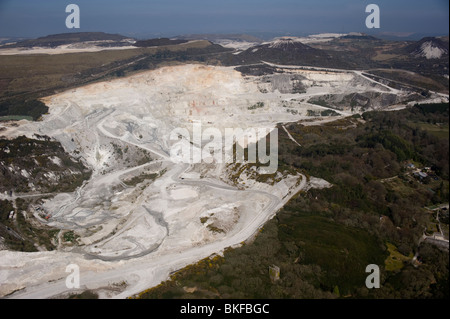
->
0, 63, 432, 298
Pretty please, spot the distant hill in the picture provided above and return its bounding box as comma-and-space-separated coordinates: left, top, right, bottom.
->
228, 37, 351, 69
0, 37, 29, 45
341, 33, 379, 40
374, 32, 448, 41
403, 37, 449, 60
2, 32, 133, 48
176, 34, 263, 43
134, 38, 188, 47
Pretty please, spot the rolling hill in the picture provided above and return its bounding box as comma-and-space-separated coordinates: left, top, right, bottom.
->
228, 37, 352, 69
2, 32, 134, 48
403, 37, 449, 60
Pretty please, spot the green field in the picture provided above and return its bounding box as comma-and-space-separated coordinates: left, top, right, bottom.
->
416, 122, 449, 139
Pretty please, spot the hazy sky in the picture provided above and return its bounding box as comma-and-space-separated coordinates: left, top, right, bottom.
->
0, 0, 448, 38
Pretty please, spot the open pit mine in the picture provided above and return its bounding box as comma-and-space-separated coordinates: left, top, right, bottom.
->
0, 62, 441, 299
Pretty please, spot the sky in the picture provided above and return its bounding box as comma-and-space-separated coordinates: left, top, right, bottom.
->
0, 0, 448, 39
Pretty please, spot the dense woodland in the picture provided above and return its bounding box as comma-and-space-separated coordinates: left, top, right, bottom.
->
139, 103, 449, 299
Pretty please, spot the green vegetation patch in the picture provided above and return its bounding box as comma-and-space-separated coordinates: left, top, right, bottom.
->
248, 102, 265, 110
0, 115, 34, 122
123, 173, 158, 187
68, 290, 99, 299
384, 242, 413, 272
0, 99, 48, 121
277, 212, 387, 294
415, 122, 449, 139
0, 135, 92, 194
0, 198, 59, 252
137, 210, 386, 299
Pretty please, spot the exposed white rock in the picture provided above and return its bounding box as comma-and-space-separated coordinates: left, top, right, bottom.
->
0, 62, 436, 299
417, 41, 447, 59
